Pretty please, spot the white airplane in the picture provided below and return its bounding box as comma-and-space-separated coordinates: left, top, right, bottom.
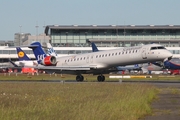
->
10, 47, 38, 67
29, 42, 173, 82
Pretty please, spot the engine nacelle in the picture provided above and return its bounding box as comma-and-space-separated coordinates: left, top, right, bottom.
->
41, 56, 57, 66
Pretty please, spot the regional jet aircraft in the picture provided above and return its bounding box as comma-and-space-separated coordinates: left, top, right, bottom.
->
28, 42, 172, 82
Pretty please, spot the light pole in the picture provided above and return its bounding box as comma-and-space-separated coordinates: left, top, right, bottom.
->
66, 32, 68, 46
43, 25, 46, 43
19, 25, 22, 33
35, 25, 39, 41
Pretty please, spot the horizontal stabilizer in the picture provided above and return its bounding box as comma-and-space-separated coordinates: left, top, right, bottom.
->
8, 59, 19, 67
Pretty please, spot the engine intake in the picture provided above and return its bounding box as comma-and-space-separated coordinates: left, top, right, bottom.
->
41, 56, 57, 66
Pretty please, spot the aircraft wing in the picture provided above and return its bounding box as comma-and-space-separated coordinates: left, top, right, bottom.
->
25, 65, 92, 71
25, 65, 120, 75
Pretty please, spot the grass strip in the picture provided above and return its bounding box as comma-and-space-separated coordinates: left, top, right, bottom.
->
0, 83, 157, 120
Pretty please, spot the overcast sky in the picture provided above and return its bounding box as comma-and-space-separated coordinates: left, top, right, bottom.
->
0, 0, 180, 40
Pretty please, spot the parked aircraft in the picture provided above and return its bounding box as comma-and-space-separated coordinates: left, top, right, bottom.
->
141, 63, 163, 74
151, 58, 180, 69
163, 58, 180, 69
0, 48, 35, 73
27, 42, 172, 82
14, 47, 38, 67
152, 58, 180, 74
117, 64, 142, 71
6, 48, 39, 73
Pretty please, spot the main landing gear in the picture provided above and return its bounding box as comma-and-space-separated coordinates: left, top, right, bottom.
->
76, 75, 84, 82
97, 74, 105, 82
75, 74, 105, 82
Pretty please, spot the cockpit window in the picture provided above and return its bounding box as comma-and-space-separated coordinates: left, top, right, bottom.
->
157, 46, 165, 49
150, 47, 157, 50
150, 46, 166, 50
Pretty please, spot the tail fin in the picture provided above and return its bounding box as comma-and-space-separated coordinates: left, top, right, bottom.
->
16, 47, 30, 61
91, 42, 99, 52
44, 42, 58, 57
28, 42, 47, 64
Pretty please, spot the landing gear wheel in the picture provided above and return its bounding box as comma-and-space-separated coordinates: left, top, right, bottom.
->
97, 75, 105, 82
76, 75, 84, 82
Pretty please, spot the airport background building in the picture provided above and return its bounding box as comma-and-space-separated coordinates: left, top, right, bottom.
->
2, 24, 180, 63
14, 33, 50, 46
45, 25, 180, 47
0, 41, 14, 46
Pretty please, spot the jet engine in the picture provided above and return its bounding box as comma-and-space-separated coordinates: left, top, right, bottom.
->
41, 56, 57, 66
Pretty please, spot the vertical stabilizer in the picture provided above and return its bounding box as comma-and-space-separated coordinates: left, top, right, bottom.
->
91, 42, 99, 52
29, 42, 47, 64
16, 47, 30, 61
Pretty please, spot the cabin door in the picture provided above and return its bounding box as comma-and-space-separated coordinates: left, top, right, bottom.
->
86, 55, 93, 63
141, 48, 147, 59
86, 55, 89, 63
90, 55, 93, 63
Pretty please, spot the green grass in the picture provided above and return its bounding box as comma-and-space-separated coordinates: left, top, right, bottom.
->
1, 73, 180, 81
0, 83, 157, 120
